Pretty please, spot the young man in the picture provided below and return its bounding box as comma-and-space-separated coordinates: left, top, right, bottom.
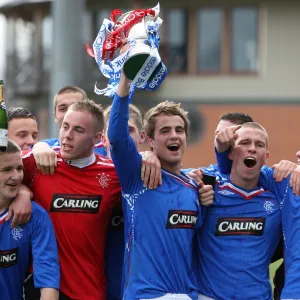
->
22, 100, 121, 300
197, 122, 282, 300
102, 103, 146, 300
0, 140, 59, 300
7, 107, 38, 150
215, 125, 300, 300
108, 74, 214, 300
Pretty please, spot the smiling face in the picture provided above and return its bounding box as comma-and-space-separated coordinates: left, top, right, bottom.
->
148, 114, 186, 174
8, 118, 38, 150
229, 126, 269, 189
0, 152, 23, 211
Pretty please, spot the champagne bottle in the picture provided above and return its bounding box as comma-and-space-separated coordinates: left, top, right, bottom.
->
0, 80, 8, 151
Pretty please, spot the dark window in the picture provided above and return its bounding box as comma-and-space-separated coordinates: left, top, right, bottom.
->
197, 7, 259, 74
165, 9, 188, 73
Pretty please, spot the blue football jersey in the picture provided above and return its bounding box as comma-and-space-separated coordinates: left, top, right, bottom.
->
259, 168, 300, 299
0, 201, 59, 300
108, 94, 201, 300
42, 138, 108, 156
197, 171, 281, 300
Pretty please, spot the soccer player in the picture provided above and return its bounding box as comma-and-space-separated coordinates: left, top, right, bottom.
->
22, 100, 121, 300
7, 107, 38, 150
197, 122, 282, 299
108, 74, 213, 300
102, 103, 146, 300
0, 140, 59, 300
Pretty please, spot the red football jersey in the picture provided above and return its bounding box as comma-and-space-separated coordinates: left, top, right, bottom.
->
22, 151, 121, 300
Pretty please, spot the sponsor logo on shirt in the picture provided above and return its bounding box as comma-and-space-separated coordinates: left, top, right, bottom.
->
215, 217, 266, 236
0, 248, 18, 268
50, 194, 102, 213
166, 210, 198, 229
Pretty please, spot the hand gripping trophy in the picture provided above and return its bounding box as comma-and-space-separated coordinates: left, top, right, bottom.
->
86, 3, 167, 97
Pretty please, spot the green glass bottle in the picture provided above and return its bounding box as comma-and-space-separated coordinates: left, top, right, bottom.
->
0, 80, 8, 152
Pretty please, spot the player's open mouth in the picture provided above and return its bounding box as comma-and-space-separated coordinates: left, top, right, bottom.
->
167, 144, 180, 152
244, 157, 257, 168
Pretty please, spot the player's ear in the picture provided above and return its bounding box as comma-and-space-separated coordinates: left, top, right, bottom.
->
265, 151, 270, 164
139, 130, 146, 144
147, 136, 155, 149
94, 131, 102, 144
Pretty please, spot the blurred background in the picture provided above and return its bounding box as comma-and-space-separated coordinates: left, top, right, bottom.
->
0, 0, 299, 168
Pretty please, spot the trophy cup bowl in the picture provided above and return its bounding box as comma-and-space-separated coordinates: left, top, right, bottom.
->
116, 11, 161, 81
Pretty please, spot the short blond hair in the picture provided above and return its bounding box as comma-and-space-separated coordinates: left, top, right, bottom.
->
68, 99, 104, 132
144, 101, 190, 139
240, 122, 269, 148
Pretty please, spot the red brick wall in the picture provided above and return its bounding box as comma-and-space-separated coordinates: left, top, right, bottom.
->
141, 104, 300, 169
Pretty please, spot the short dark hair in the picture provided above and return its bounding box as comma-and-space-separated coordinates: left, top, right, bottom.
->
219, 112, 254, 125
68, 99, 104, 132
7, 107, 36, 122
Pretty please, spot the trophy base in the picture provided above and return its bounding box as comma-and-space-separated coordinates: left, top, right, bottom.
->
123, 53, 161, 82
124, 53, 147, 81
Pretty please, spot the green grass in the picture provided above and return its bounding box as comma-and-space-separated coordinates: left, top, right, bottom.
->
269, 259, 283, 292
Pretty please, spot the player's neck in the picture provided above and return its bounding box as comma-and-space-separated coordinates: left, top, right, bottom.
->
160, 160, 182, 176
64, 153, 96, 168
230, 173, 260, 190
0, 198, 12, 214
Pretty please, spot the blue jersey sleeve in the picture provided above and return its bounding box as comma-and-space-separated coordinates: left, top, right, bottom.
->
31, 203, 60, 289
259, 167, 300, 298
280, 186, 300, 298
108, 93, 142, 194
41, 138, 60, 148
215, 148, 232, 174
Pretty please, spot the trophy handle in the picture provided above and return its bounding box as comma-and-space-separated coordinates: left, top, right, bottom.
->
110, 9, 123, 23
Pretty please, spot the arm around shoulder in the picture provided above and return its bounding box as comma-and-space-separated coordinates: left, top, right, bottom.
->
40, 288, 59, 300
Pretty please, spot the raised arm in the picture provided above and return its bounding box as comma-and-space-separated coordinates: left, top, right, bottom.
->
108, 74, 143, 193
